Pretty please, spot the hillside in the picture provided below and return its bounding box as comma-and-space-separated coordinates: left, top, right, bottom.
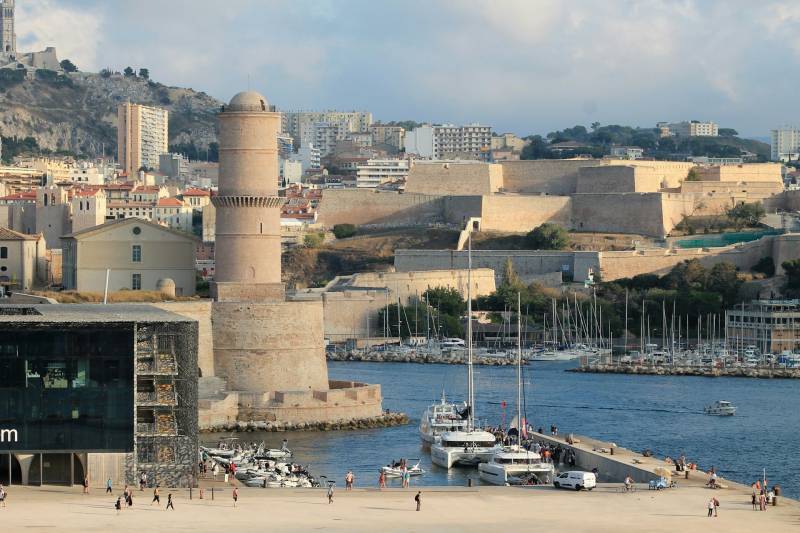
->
0, 70, 222, 159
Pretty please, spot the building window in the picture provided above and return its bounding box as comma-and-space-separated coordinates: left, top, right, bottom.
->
132, 273, 142, 290
132, 245, 142, 263
0, 247, 6, 259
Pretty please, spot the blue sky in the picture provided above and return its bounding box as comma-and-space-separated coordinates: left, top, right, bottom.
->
16, 0, 800, 138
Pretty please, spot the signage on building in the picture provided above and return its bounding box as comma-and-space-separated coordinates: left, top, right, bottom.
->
0, 428, 19, 444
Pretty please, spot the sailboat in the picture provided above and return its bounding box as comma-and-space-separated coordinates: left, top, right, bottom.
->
430, 234, 498, 469
479, 293, 555, 485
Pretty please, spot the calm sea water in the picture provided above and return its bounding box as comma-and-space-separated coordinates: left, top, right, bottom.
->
203, 361, 800, 496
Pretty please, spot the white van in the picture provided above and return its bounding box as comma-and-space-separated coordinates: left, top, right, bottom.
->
553, 471, 596, 491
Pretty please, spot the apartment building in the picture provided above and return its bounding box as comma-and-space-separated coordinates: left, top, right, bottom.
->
117, 103, 169, 176
356, 158, 410, 188
658, 120, 718, 138
370, 125, 405, 150
281, 110, 373, 144
771, 126, 800, 162
405, 123, 492, 161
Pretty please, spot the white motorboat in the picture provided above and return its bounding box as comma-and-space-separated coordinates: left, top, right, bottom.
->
704, 400, 736, 416
382, 460, 425, 478
419, 392, 469, 444
430, 429, 498, 468
478, 446, 554, 485
429, 234, 497, 469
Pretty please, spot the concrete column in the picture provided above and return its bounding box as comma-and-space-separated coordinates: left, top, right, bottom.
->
14, 453, 34, 485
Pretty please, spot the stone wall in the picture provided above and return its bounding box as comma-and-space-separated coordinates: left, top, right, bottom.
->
572, 193, 672, 237
211, 299, 329, 392
405, 161, 502, 196
499, 159, 600, 194
695, 163, 783, 183
604, 159, 694, 189
479, 194, 572, 232
316, 189, 443, 227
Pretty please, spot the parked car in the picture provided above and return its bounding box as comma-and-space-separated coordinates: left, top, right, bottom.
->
553, 471, 596, 491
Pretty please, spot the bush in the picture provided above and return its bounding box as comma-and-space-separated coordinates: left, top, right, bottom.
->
525, 223, 569, 250
333, 224, 357, 239
304, 232, 324, 248
726, 202, 765, 228
752, 257, 775, 277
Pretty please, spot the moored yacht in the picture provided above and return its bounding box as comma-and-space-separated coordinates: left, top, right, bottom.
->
419, 392, 469, 444
478, 446, 554, 485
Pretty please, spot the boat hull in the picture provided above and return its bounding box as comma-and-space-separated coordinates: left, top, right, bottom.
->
430, 447, 495, 469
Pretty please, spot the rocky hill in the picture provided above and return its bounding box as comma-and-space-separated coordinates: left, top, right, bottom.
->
0, 70, 222, 158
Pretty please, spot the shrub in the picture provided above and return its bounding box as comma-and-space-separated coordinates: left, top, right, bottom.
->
304, 232, 324, 248
333, 224, 357, 239
525, 223, 569, 250
752, 257, 775, 277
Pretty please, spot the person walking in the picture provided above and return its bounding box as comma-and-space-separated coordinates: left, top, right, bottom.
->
166, 493, 174, 510
712, 496, 719, 517
378, 470, 386, 489
402, 469, 410, 489
759, 491, 767, 511
232, 486, 239, 508
114, 496, 122, 515
139, 471, 147, 491
752, 489, 758, 510
151, 485, 160, 506
345, 471, 354, 490
0, 484, 6, 508
126, 489, 133, 508
327, 483, 334, 504
707, 498, 714, 517
83, 476, 89, 494
106, 478, 113, 494
415, 491, 422, 512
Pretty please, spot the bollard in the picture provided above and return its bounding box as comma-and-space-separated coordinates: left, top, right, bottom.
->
468, 478, 472, 487
610, 447, 614, 456
190, 487, 193, 500
211, 487, 215, 501
200, 488, 204, 499
685, 471, 689, 480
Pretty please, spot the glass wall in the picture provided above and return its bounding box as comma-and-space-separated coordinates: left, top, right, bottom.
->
0, 326, 134, 452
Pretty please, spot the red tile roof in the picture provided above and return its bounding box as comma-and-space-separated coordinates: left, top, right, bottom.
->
182, 187, 211, 196
156, 197, 185, 207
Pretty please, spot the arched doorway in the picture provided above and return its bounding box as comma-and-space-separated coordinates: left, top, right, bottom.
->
0, 454, 22, 484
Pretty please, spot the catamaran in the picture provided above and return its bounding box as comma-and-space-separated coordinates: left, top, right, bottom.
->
430, 234, 498, 469
418, 391, 469, 445
479, 293, 555, 485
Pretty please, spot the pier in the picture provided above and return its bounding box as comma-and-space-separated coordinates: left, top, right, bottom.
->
570, 362, 800, 379
327, 349, 516, 366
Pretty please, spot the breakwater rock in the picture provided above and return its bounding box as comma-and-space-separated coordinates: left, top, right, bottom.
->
569, 364, 800, 379
327, 350, 515, 366
200, 411, 409, 433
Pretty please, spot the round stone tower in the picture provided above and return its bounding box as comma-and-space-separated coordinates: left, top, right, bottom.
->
212, 91, 284, 301
211, 90, 329, 394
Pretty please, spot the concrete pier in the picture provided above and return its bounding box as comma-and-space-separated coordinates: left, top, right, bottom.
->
570, 363, 800, 379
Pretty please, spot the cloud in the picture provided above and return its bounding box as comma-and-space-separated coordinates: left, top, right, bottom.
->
16, 0, 102, 71
14, 0, 800, 136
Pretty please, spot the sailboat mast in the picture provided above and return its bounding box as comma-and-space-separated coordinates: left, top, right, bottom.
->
624, 288, 628, 355
467, 233, 475, 431
517, 292, 522, 448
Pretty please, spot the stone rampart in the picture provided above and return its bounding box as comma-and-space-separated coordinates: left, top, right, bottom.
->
479, 194, 572, 232
572, 193, 671, 237
405, 161, 502, 196
604, 159, 694, 189
316, 189, 443, 227
499, 159, 600, 194
695, 163, 783, 183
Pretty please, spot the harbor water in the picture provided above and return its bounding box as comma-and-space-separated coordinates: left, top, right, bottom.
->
203, 360, 800, 496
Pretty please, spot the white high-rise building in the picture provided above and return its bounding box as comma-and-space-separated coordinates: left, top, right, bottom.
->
771, 126, 800, 162
282, 110, 372, 145
117, 103, 169, 176
405, 123, 492, 161
356, 158, 410, 188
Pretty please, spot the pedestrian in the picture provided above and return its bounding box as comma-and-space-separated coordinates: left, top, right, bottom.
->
327, 483, 334, 504
759, 491, 767, 511
403, 469, 410, 488
126, 490, 133, 508
345, 471, 354, 490
378, 470, 386, 489
232, 486, 238, 508
151, 485, 160, 506
115, 496, 122, 515
707, 498, 714, 517
139, 471, 147, 491
106, 478, 113, 494
0, 484, 6, 508
751, 490, 757, 510
83, 476, 89, 494
712, 496, 719, 517
166, 493, 174, 510
415, 491, 422, 512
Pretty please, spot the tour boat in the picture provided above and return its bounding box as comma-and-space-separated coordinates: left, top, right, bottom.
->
381, 460, 426, 478
704, 400, 736, 416
430, 234, 498, 469
478, 446, 554, 485
419, 392, 469, 444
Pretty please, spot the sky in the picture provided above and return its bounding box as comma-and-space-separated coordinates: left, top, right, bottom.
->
13, 0, 800, 138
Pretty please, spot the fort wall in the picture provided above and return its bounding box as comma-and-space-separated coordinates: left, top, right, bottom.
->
572, 193, 670, 237
479, 194, 572, 232
316, 189, 444, 227
499, 159, 600, 194
405, 161, 502, 196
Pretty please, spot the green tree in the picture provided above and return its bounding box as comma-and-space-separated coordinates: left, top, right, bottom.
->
303, 232, 324, 248
752, 256, 775, 277
59, 59, 78, 72
783, 259, 800, 297
422, 286, 466, 317
663, 259, 708, 291
123, 66, 135, 77
726, 202, 766, 228
706, 262, 741, 307
718, 128, 738, 137
138, 68, 149, 79
525, 223, 569, 250
333, 224, 357, 239
685, 168, 700, 181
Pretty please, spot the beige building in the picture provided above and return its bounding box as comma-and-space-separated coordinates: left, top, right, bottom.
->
61, 217, 197, 295
70, 188, 106, 233
0, 226, 45, 291
117, 103, 169, 176
726, 300, 800, 354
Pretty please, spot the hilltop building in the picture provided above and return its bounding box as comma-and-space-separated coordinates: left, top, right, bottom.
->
771, 126, 800, 162
658, 121, 718, 138
117, 103, 169, 176
0, 0, 60, 72
1, 0, 15, 55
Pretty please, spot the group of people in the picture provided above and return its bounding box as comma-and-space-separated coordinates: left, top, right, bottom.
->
751, 480, 779, 510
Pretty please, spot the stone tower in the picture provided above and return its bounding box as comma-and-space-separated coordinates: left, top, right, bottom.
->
0, 0, 15, 56
211, 91, 284, 302
210, 90, 329, 394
